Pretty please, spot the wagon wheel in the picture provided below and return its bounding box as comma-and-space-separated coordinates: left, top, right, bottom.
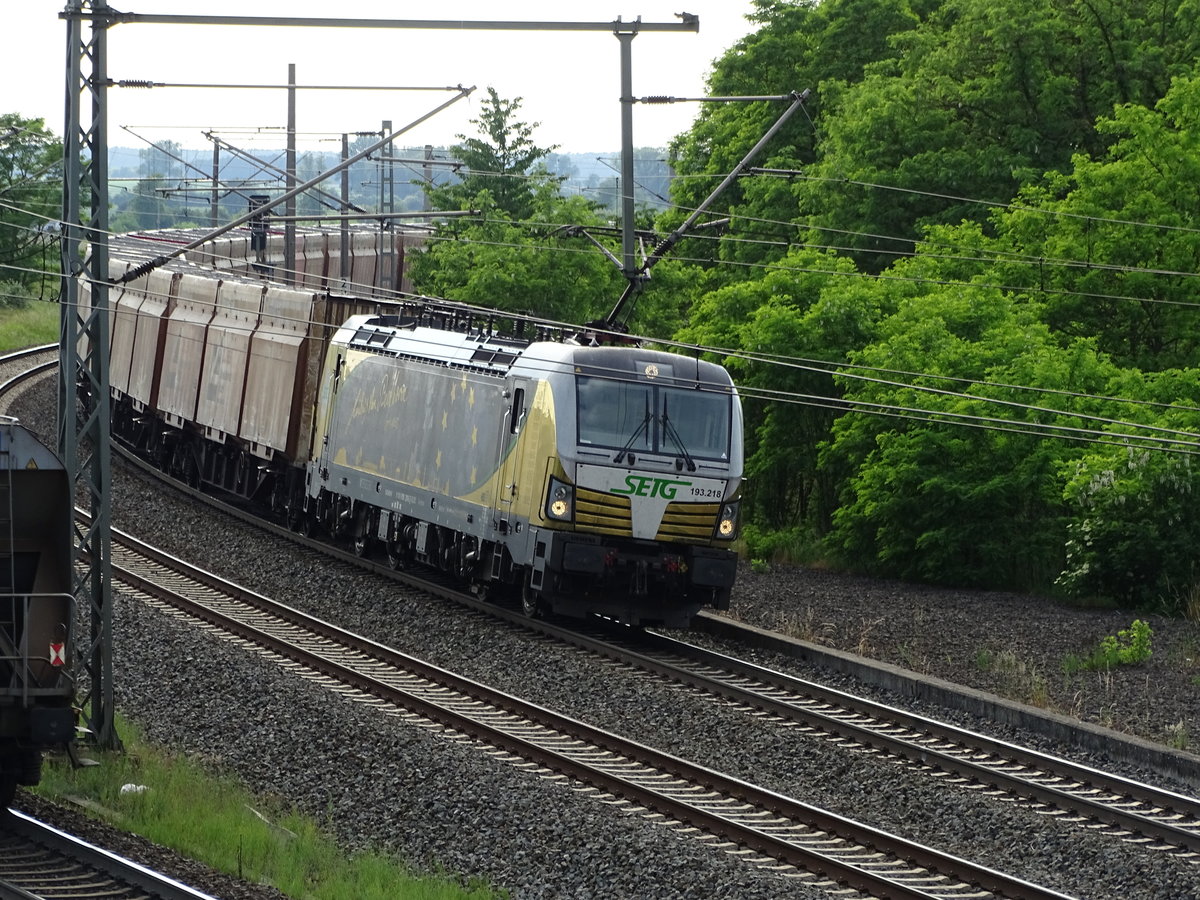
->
183, 455, 201, 489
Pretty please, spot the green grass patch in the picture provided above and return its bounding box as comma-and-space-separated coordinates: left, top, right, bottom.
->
34, 717, 501, 900
0, 297, 59, 352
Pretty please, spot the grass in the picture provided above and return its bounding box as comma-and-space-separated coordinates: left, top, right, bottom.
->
974, 648, 1051, 708
33, 717, 501, 900
0, 297, 59, 352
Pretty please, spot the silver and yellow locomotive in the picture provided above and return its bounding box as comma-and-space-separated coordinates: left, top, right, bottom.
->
306, 315, 743, 627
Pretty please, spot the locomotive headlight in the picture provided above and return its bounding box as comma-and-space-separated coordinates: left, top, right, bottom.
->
716, 501, 740, 540
545, 477, 575, 522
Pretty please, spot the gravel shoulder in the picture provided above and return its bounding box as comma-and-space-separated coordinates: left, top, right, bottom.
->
722, 564, 1200, 754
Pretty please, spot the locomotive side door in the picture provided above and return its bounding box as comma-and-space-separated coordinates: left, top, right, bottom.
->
493, 377, 533, 537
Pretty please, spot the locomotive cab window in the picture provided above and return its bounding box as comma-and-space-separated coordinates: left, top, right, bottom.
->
576, 374, 731, 461
577, 376, 652, 452
661, 386, 731, 461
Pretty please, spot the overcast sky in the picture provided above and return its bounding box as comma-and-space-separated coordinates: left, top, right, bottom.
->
6, 2, 763, 154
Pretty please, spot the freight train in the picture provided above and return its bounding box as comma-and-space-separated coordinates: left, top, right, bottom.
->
0, 419, 76, 807
101, 228, 744, 627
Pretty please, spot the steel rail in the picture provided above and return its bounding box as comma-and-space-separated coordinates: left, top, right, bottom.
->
571, 624, 1200, 855
0, 346, 58, 407
0, 809, 219, 900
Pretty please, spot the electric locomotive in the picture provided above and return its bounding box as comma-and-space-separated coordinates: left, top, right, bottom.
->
303, 314, 743, 628
0, 419, 76, 807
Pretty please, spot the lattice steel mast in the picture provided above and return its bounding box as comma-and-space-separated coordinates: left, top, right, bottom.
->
60, 0, 117, 750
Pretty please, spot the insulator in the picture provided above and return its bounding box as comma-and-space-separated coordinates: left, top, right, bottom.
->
117, 80, 155, 89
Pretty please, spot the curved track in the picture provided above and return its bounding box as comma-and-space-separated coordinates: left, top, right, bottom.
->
109, 389, 1200, 878
0, 344, 57, 416
123, 431, 1200, 865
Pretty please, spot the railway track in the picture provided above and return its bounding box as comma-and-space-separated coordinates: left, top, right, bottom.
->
0, 809, 219, 900
579, 624, 1200, 859
0, 344, 57, 416
105, 523, 1079, 900
126, 437, 1200, 866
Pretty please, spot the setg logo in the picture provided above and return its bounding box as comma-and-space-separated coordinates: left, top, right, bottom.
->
612, 475, 691, 500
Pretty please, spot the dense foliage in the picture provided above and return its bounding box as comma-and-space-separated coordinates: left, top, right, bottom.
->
665, 0, 1200, 610
410, 89, 626, 327
0, 114, 62, 295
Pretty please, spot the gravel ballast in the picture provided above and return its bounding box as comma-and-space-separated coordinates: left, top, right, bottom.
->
8, 378, 1200, 899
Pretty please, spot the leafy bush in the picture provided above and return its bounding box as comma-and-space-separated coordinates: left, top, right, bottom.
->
1058, 445, 1200, 609
739, 523, 822, 565
0, 281, 31, 310
1063, 619, 1153, 672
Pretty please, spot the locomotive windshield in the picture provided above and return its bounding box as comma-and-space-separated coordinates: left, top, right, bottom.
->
576, 373, 731, 461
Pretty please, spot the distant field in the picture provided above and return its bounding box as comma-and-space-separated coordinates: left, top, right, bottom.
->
0, 300, 59, 352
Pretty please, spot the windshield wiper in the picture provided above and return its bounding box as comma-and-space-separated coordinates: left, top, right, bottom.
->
661, 397, 697, 472
613, 394, 652, 464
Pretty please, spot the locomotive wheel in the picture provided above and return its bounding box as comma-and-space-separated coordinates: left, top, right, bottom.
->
386, 543, 409, 570
521, 578, 544, 619
353, 535, 369, 557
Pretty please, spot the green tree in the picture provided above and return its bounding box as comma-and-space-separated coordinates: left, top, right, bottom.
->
666, 0, 928, 270
426, 88, 557, 220
677, 246, 891, 537
409, 185, 623, 325
820, 282, 1115, 589
992, 75, 1200, 371
110, 175, 168, 231
0, 114, 62, 289
1057, 368, 1200, 609
800, 0, 1200, 272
